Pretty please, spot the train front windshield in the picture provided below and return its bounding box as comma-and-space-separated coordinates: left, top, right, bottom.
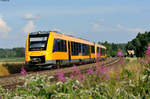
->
29, 34, 49, 51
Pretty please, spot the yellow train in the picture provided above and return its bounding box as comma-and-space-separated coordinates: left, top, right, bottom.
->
25, 31, 106, 66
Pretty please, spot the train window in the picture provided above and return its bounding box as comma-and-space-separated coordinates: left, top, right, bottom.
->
71, 42, 81, 56
91, 46, 95, 53
97, 47, 100, 53
71, 42, 89, 56
53, 39, 67, 52
100, 48, 105, 56
82, 44, 89, 56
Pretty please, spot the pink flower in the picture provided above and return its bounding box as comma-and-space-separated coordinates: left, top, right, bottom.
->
87, 68, 93, 75
98, 66, 111, 80
72, 64, 80, 74
137, 69, 141, 73
99, 66, 106, 76
70, 74, 74, 79
139, 59, 145, 63
146, 44, 150, 56
145, 60, 149, 64
77, 74, 85, 82
57, 70, 66, 82
105, 73, 110, 80
20, 66, 27, 75
116, 76, 120, 79
117, 48, 123, 57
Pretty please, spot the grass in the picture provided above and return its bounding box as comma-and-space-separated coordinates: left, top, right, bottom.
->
0, 58, 149, 98
0, 57, 24, 62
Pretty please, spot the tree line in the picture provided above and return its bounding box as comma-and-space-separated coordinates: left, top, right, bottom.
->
0, 43, 127, 58
0, 47, 25, 58
98, 41, 126, 57
126, 31, 150, 57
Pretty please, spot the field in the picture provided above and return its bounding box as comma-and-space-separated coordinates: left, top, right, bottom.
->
0, 57, 24, 62
0, 57, 24, 76
0, 57, 149, 98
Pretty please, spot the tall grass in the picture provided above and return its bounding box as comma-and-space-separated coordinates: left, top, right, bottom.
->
0, 46, 149, 98
0, 62, 26, 76
0, 58, 149, 98
0, 64, 9, 76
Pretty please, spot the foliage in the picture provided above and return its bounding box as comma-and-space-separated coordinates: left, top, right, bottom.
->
126, 31, 150, 57
0, 47, 25, 58
99, 41, 126, 57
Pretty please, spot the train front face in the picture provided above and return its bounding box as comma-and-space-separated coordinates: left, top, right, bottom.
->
25, 31, 52, 66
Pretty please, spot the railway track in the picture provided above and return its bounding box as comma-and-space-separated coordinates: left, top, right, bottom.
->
0, 57, 122, 89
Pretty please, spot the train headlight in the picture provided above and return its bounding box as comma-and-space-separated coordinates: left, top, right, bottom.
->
41, 52, 45, 55
43, 52, 46, 54
29, 52, 32, 55
46, 52, 49, 56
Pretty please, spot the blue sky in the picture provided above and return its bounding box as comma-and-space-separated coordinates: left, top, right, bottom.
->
0, 0, 150, 48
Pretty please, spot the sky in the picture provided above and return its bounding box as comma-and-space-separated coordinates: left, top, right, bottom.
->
0, 0, 150, 48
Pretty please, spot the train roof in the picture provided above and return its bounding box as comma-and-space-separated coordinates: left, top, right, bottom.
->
29, 31, 106, 48
52, 31, 95, 45
100, 45, 106, 49
29, 31, 50, 35
96, 44, 106, 49
29, 31, 91, 42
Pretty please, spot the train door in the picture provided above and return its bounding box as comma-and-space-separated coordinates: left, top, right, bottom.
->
97, 47, 100, 58
68, 41, 71, 63
100, 48, 101, 58
89, 45, 91, 58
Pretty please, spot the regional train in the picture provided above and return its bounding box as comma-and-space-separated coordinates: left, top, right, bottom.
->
25, 31, 106, 67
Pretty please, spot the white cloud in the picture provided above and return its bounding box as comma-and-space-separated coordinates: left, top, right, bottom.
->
23, 20, 35, 33
0, 16, 11, 38
52, 28, 62, 32
98, 19, 104, 22
24, 13, 39, 20
22, 13, 39, 33
92, 23, 100, 31
93, 23, 100, 29
91, 23, 117, 32
91, 22, 145, 33
116, 24, 144, 33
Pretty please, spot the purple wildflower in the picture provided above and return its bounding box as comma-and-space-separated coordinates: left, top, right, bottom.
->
72, 64, 80, 74
136, 69, 141, 73
139, 59, 145, 64
145, 60, 149, 64
98, 66, 111, 80
70, 74, 74, 79
116, 76, 120, 79
20, 66, 27, 75
72, 64, 86, 81
99, 66, 106, 76
77, 74, 85, 82
146, 44, 150, 56
105, 72, 110, 80
57, 70, 66, 82
145, 44, 150, 63
87, 68, 93, 75
117, 48, 123, 57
